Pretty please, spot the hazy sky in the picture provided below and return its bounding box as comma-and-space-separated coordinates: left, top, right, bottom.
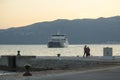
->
0, 0, 120, 29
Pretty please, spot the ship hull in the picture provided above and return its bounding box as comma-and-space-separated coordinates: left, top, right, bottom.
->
48, 42, 68, 48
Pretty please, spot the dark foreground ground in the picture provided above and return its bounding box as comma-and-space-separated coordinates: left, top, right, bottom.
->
0, 66, 120, 80
44, 66, 120, 80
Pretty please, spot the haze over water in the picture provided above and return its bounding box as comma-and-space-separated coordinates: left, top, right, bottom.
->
0, 44, 120, 56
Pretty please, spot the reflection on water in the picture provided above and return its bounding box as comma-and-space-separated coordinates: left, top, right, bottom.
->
0, 44, 120, 56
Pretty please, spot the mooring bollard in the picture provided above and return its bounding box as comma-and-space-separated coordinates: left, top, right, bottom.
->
57, 54, 61, 57
23, 64, 32, 76
17, 50, 21, 56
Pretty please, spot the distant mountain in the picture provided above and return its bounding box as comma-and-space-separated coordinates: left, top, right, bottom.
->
0, 16, 120, 44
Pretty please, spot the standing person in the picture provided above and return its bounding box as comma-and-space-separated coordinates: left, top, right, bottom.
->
86, 47, 90, 57
83, 45, 87, 58
17, 50, 21, 56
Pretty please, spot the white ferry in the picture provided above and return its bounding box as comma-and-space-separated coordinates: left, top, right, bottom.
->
48, 34, 69, 48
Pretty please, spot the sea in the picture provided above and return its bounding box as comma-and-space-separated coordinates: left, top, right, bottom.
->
0, 44, 120, 57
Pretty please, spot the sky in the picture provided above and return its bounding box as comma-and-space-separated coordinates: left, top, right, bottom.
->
0, 0, 120, 29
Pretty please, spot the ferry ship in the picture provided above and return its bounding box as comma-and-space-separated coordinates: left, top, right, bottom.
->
48, 34, 69, 48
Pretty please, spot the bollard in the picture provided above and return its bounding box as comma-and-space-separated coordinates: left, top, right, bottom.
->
17, 50, 21, 56
23, 64, 32, 76
57, 54, 61, 57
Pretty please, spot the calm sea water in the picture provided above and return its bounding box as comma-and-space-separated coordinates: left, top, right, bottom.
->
0, 44, 120, 56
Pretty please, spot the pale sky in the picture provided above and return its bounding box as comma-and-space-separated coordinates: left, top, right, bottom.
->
0, 0, 120, 29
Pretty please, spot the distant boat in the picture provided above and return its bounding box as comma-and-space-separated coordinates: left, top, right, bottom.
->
48, 33, 69, 48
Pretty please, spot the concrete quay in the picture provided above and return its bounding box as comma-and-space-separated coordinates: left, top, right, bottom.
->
0, 56, 120, 71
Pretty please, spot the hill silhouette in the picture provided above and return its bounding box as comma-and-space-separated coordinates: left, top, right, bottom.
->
0, 16, 120, 44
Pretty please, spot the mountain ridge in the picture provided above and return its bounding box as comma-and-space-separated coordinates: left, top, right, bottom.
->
0, 16, 120, 44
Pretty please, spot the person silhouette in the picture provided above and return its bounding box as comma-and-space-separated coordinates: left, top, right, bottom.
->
17, 50, 21, 56
83, 45, 87, 58
86, 47, 90, 57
